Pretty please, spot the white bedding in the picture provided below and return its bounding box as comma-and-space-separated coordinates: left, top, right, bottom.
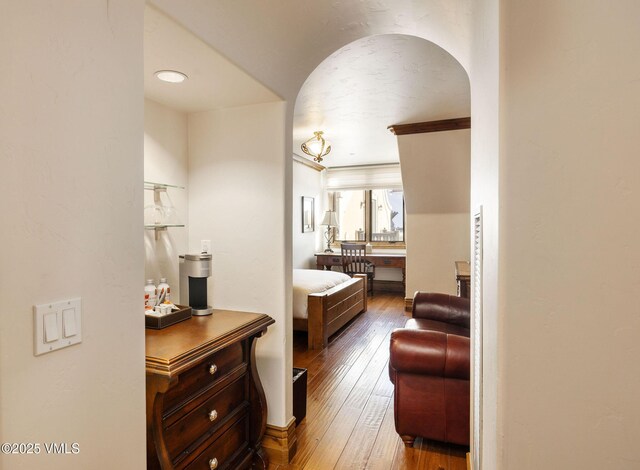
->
293, 269, 351, 320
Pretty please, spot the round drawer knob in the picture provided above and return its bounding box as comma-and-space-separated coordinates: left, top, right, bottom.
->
208, 409, 218, 422
209, 457, 218, 469
209, 364, 217, 375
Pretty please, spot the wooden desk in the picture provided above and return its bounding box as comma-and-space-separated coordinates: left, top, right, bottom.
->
315, 252, 406, 288
146, 310, 274, 470
455, 261, 470, 298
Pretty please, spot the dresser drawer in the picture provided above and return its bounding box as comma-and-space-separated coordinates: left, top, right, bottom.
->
375, 256, 404, 268
163, 342, 245, 413
165, 375, 247, 460
183, 415, 248, 470
316, 255, 342, 266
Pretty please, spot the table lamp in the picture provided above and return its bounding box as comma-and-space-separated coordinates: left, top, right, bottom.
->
320, 210, 338, 253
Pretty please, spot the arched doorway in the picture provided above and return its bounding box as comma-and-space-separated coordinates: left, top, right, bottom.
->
290, 32, 473, 466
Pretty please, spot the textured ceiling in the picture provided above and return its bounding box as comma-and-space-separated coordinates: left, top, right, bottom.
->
144, 5, 279, 113
147, 1, 472, 166
149, 0, 472, 101
293, 34, 470, 167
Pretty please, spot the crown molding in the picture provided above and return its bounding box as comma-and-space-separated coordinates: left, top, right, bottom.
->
388, 117, 471, 135
293, 153, 326, 172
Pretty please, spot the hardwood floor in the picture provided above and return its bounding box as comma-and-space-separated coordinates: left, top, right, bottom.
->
269, 293, 468, 470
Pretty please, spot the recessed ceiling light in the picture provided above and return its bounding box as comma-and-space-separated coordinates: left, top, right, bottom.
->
154, 70, 188, 83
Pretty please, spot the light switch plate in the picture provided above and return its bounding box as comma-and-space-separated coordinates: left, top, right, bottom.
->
34, 298, 82, 356
43, 312, 59, 343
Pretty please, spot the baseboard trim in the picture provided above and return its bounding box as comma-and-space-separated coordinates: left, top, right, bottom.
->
262, 418, 297, 465
404, 297, 413, 312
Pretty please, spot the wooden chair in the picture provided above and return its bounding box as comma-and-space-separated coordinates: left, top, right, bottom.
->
341, 243, 375, 295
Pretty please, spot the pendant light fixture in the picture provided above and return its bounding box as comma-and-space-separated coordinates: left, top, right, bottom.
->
301, 131, 331, 163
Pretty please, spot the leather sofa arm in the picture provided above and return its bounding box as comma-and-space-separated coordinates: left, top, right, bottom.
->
390, 328, 469, 379
412, 292, 470, 328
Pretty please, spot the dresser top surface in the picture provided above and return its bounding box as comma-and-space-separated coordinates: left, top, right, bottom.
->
145, 310, 274, 376
455, 260, 471, 277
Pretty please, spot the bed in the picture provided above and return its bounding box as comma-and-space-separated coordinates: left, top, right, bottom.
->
293, 269, 368, 349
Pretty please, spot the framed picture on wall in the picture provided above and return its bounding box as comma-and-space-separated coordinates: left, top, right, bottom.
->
302, 196, 315, 233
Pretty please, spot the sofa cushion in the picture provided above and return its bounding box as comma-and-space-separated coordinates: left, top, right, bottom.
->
390, 329, 469, 379
405, 317, 470, 338
412, 292, 470, 328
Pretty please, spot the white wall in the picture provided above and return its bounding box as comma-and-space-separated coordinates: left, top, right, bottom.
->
144, 99, 189, 299
0, 1, 145, 468
405, 214, 469, 295
469, 0, 500, 467
292, 161, 323, 269
500, 2, 640, 468
188, 102, 291, 427
398, 130, 470, 297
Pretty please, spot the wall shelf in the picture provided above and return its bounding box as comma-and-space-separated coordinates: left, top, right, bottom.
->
144, 181, 185, 239
144, 224, 185, 229
144, 181, 185, 191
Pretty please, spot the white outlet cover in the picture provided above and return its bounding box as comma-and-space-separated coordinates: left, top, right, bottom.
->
34, 298, 82, 356
201, 239, 211, 254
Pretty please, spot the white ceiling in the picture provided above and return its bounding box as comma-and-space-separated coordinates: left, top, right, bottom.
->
293, 34, 470, 167
146, 3, 471, 167
144, 6, 280, 113
149, 0, 472, 101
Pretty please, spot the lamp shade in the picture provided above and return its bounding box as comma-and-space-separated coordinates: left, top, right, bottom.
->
304, 138, 325, 156
321, 210, 338, 227
301, 131, 331, 163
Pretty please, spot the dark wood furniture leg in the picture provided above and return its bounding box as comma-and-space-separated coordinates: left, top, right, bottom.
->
401, 435, 416, 447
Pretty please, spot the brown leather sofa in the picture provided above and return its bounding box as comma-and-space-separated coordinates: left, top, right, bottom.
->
389, 292, 470, 447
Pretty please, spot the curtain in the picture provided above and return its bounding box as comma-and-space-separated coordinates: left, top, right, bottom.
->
324, 164, 403, 190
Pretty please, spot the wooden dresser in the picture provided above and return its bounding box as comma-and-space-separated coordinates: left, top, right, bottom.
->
455, 261, 471, 299
146, 310, 274, 470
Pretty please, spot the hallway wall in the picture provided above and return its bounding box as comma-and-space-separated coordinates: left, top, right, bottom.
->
188, 101, 291, 426
0, 1, 146, 467
499, 1, 640, 468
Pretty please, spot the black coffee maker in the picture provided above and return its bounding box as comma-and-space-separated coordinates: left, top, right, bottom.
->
179, 253, 213, 316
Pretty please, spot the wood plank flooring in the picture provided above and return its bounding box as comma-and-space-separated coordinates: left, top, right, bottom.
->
270, 293, 468, 470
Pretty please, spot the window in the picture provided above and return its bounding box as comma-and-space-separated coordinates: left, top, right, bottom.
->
370, 189, 404, 242
334, 190, 366, 241
331, 189, 405, 244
